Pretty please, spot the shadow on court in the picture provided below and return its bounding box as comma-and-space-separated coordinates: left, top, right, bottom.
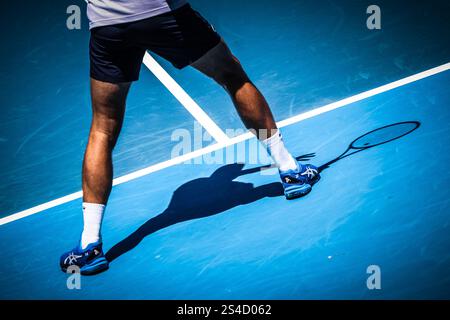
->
105, 162, 286, 262
106, 121, 421, 263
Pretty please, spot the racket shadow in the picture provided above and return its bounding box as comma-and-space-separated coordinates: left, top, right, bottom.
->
318, 121, 421, 172
106, 122, 420, 263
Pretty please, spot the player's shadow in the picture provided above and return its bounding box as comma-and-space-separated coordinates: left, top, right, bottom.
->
106, 153, 314, 262
107, 121, 421, 262
105, 165, 274, 262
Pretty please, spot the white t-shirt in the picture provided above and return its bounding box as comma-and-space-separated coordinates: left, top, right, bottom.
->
87, 0, 188, 29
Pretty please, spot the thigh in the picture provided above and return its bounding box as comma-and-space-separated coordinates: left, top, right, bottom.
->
90, 78, 131, 124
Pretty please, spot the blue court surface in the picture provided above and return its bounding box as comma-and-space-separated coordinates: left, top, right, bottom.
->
1, 0, 450, 299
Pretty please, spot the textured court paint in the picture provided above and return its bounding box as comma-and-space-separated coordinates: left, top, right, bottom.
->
0, 73, 449, 299
1, 0, 449, 216
142, 52, 230, 144
1, 62, 448, 225
0, 0, 449, 300
170, 0, 450, 133
0, 0, 210, 216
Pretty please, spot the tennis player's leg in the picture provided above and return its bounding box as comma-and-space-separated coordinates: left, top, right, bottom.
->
191, 40, 278, 138
60, 79, 130, 275
61, 22, 143, 274
83, 79, 130, 206
191, 40, 320, 198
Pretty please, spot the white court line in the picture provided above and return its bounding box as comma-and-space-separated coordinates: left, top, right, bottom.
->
0, 62, 449, 226
143, 52, 230, 144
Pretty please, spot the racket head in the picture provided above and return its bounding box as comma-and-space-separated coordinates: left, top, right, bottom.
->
350, 121, 420, 150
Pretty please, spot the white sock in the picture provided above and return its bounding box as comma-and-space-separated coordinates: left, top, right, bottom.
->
261, 129, 298, 172
81, 202, 105, 249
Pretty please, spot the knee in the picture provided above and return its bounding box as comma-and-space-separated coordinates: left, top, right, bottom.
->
216, 72, 248, 93
213, 61, 250, 93
90, 113, 123, 148
89, 79, 129, 148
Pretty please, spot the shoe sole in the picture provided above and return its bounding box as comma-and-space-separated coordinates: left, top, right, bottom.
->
81, 258, 109, 275
284, 184, 312, 200
284, 174, 321, 200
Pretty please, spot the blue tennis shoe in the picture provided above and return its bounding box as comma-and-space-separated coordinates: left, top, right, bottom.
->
60, 241, 109, 275
280, 162, 320, 199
